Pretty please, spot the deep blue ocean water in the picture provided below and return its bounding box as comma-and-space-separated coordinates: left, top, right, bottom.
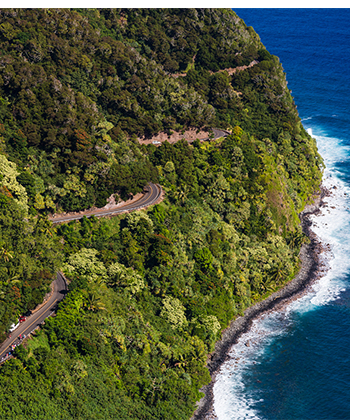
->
213, 9, 350, 420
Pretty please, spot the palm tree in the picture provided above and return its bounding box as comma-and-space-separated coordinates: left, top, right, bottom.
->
174, 184, 190, 205
84, 292, 105, 312
107, 270, 128, 288
6, 275, 21, 285
35, 216, 54, 237
0, 247, 13, 262
287, 230, 305, 250
89, 276, 107, 290
269, 262, 288, 285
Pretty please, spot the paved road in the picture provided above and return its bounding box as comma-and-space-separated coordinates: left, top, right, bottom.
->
0, 130, 224, 360
0, 184, 162, 360
185, 128, 230, 143
50, 182, 162, 224
211, 128, 231, 140
0, 272, 67, 361
154, 127, 231, 146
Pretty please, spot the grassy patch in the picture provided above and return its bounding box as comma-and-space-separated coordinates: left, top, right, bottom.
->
25, 331, 50, 356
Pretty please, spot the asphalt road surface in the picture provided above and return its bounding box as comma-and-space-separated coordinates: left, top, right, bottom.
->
0, 131, 225, 360
0, 184, 162, 360
211, 128, 231, 140
50, 182, 162, 224
0, 272, 67, 360
185, 128, 230, 143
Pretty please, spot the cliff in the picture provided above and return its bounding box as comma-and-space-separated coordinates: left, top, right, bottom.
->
0, 9, 323, 419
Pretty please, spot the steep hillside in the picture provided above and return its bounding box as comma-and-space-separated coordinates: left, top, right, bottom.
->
0, 8, 321, 214
0, 9, 323, 420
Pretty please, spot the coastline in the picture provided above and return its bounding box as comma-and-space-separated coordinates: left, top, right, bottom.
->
192, 186, 330, 420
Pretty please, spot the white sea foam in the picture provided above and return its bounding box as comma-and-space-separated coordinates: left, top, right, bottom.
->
213, 312, 293, 419
213, 129, 350, 419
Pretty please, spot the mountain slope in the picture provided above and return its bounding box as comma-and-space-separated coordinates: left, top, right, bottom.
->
0, 9, 324, 420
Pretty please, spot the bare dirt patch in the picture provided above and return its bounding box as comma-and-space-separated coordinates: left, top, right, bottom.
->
137, 128, 210, 146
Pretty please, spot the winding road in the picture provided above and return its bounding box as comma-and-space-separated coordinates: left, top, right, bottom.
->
0, 272, 67, 360
1, 183, 163, 361
49, 182, 162, 224
0, 125, 229, 362
211, 128, 231, 140
1, 131, 227, 359
183, 128, 231, 143
0, 128, 228, 359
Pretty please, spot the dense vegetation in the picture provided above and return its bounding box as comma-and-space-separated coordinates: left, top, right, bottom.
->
0, 8, 306, 214
0, 8, 323, 420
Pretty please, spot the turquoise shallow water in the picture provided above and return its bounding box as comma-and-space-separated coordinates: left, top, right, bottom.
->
213, 9, 350, 420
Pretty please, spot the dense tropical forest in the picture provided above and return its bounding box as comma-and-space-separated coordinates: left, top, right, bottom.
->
0, 8, 323, 419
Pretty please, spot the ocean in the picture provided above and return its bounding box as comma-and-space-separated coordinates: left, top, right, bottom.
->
213, 9, 350, 420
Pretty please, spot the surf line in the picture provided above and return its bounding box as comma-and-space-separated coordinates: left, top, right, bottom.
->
192, 184, 332, 420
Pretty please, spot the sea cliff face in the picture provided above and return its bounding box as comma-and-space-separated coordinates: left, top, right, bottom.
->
192, 187, 329, 419
0, 9, 323, 419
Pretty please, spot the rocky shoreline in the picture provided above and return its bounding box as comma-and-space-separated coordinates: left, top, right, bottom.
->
192, 186, 330, 420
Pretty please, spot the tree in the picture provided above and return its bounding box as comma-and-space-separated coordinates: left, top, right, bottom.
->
84, 291, 105, 312
194, 247, 213, 272
0, 246, 13, 262
0, 153, 28, 213
63, 248, 107, 281
160, 296, 187, 330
